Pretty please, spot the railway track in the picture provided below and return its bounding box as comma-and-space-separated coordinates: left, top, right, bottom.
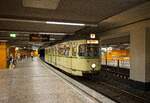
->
72, 72, 150, 103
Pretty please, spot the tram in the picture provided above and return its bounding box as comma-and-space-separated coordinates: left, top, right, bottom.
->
45, 35, 101, 76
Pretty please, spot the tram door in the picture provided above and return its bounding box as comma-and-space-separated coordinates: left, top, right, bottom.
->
70, 44, 72, 70
54, 47, 57, 65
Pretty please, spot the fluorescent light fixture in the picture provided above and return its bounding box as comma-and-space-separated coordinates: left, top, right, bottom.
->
122, 43, 129, 46
0, 40, 8, 42
49, 38, 56, 41
101, 48, 107, 52
39, 32, 66, 35
0, 18, 98, 27
23, 0, 60, 10
107, 47, 113, 51
46, 21, 85, 26
32, 46, 39, 50
15, 47, 19, 51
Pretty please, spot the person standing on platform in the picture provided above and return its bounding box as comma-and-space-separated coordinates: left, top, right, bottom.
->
31, 51, 34, 61
16, 53, 21, 63
9, 54, 15, 69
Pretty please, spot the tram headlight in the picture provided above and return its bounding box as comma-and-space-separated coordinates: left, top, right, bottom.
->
91, 63, 96, 68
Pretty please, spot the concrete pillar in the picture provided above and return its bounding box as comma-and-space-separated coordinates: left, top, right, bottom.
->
130, 26, 150, 84
145, 28, 150, 82
130, 26, 145, 82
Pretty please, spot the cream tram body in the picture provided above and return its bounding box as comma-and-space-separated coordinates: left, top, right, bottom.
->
45, 40, 101, 76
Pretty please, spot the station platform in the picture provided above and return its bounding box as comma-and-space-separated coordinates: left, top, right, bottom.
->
0, 58, 99, 103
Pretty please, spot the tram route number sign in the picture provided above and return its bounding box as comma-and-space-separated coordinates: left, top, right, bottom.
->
30, 34, 49, 42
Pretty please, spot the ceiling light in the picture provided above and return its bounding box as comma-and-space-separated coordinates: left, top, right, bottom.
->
0, 18, 97, 27
101, 48, 107, 52
39, 32, 66, 35
46, 21, 85, 26
122, 43, 129, 46
0, 40, 8, 42
107, 47, 113, 51
49, 38, 56, 41
15, 47, 19, 51
23, 0, 60, 10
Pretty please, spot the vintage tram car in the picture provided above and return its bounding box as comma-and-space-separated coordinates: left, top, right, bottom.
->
45, 39, 101, 76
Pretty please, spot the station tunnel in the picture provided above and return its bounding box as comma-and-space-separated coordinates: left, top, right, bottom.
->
0, 0, 150, 103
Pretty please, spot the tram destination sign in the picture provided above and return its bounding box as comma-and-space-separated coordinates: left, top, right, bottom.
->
87, 40, 99, 44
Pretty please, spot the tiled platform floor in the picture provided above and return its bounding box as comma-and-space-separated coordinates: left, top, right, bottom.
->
0, 58, 94, 103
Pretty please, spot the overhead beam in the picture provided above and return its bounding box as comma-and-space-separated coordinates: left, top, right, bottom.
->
0, 18, 98, 27
0, 30, 72, 35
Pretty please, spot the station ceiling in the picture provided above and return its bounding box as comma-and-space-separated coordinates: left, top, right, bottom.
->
0, 0, 149, 48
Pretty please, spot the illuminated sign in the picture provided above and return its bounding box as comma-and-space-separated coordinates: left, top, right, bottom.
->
87, 40, 99, 44
90, 33, 95, 39
10, 33, 16, 38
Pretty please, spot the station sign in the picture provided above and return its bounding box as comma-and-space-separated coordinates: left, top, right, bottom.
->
30, 34, 49, 42
10, 33, 16, 38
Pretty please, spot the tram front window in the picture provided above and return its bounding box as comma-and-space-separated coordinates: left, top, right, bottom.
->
79, 44, 99, 57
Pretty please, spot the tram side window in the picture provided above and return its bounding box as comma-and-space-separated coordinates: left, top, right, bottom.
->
46, 49, 49, 54
51, 49, 53, 55
64, 47, 70, 57
72, 46, 77, 56
52, 48, 55, 56
58, 48, 64, 56
53, 48, 56, 55
49, 49, 52, 56
48, 49, 50, 54
55, 47, 58, 56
